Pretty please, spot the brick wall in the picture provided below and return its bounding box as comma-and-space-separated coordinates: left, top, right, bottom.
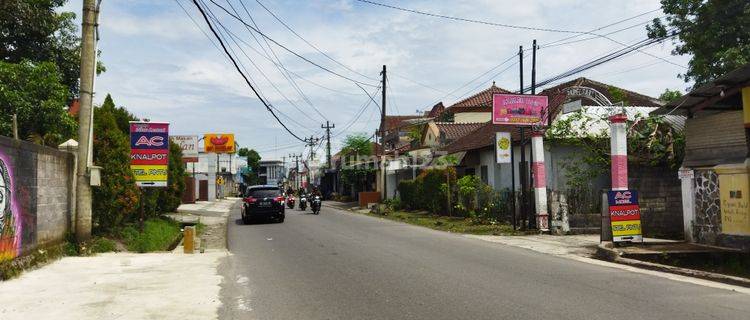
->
629, 165, 684, 239
0, 136, 74, 261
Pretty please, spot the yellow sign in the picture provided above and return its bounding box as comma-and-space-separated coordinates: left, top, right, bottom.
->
131, 165, 168, 187
716, 162, 750, 236
611, 220, 642, 237
217, 176, 225, 185
742, 87, 750, 127
204, 133, 235, 153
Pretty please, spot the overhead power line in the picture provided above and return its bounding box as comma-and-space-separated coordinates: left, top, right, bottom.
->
191, 0, 306, 142
253, 0, 378, 82
356, 0, 600, 35
207, 0, 380, 87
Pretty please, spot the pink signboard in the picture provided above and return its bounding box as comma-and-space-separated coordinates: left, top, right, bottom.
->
492, 94, 549, 126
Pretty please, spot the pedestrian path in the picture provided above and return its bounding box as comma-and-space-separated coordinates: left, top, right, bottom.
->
0, 251, 227, 320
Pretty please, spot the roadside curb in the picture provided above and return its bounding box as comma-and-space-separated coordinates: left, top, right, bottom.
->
595, 243, 750, 288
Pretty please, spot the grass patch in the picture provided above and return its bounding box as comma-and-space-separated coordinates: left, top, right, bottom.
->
121, 218, 182, 253
364, 210, 524, 235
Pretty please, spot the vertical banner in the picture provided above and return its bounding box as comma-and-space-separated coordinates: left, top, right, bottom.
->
608, 190, 643, 242
495, 132, 511, 164
130, 122, 169, 187
204, 133, 235, 153
171, 135, 199, 163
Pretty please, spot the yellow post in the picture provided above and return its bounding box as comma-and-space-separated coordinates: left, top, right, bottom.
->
183, 226, 195, 254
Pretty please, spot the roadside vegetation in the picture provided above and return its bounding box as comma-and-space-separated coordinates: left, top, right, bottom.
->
120, 219, 182, 253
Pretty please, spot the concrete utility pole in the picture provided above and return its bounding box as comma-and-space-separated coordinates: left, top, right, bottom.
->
304, 136, 320, 189
380, 65, 387, 200
518, 45, 528, 229
289, 153, 302, 189
322, 121, 335, 168
74, 0, 99, 241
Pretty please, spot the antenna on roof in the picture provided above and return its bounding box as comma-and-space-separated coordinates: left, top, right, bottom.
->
492, 81, 496, 87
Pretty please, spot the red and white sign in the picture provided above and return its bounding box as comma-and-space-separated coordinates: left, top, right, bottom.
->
492, 94, 548, 126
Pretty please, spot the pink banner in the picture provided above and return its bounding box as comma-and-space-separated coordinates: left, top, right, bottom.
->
492, 94, 548, 126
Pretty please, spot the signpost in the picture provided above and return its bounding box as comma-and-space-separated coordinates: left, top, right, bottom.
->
130, 122, 169, 187
607, 189, 643, 243
172, 135, 199, 163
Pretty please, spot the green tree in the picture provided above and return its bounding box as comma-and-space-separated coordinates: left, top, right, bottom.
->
0, 0, 104, 97
156, 140, 186, 213
658, 89, 683, 103
237, 147, 262, 185
91, 101, 139, 234
340, 134, 373, 157
0, 60, 76, 145
647, 0, 750, 87
100, 94, 137, 133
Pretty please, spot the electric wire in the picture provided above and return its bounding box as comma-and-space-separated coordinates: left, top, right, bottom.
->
191, 0, 306, 142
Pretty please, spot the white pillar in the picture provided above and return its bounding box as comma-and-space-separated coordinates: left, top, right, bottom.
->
531, 131, 549, 231
678, 168, 695, 242
609, 114, 628, 191
207, 152, 217, 201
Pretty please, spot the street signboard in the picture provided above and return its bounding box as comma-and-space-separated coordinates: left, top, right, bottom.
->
204, 133, 235, 153
607, 190, 643, 242
217, 176, 225, 186
130, 122, 169, 187
171, 135, 198, 163
495, 132, 511, 164
492, 94, 548, 126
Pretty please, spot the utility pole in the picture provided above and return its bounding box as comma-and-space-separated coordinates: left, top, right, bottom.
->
289, 153, 301, 189
74, 0, 99, 241
380, 65, 387, 200
518, 45, 528, 230
303, 136, 319, 190
321, 121, 335, 168
530, 39, 538, 230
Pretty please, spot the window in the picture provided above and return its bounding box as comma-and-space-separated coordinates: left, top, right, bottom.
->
246, 188, 280, 198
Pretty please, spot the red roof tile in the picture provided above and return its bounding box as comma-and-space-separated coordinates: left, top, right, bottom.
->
384, 115, 428, 131
426, 102, 445, 117
441, 122, 522, 154
539, 77, 662, 108
434, 122, 486, 141
68, 99, 80, 116
446, 84, 512, 113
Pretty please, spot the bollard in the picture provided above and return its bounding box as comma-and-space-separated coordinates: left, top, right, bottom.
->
184, 226, 195, 254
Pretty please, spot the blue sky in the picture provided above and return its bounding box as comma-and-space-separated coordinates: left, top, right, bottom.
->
61, 0, 691, 160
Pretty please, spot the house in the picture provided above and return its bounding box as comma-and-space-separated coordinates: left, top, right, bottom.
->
259, 160, 285, 186
436, 78, 686, 236
444, 83, 512, 123
381, 102, 445, 151
651, 63, 750, 250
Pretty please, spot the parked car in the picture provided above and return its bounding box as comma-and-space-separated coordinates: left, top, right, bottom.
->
241, 185, 285, 224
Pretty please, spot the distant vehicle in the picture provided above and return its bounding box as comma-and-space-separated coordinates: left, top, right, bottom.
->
286, 196, 295, 209
241, 185, 285, 224
311, 195, 322, 215
299, 194, 307, 211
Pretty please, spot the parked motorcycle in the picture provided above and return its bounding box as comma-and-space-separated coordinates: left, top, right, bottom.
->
299, 194, 307, 211
311, 195, 322, 215
286, 196, 295, 209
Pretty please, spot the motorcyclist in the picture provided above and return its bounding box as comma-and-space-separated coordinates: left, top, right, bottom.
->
311, 186, 322, 199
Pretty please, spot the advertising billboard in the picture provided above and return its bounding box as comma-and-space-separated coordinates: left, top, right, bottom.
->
204, 133, 235, 153
495, 132, 511, 164
130, 122, 169, 187
492, 94, 548, 126
608, 190, 643, 242
171, 135, 199, 163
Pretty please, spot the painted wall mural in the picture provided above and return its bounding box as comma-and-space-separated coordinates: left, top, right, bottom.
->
0, 152, 22, 261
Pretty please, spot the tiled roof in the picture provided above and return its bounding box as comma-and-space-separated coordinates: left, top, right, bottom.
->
434, 122, 486, 141
68, 99, 80, 116
446, 84, 512, 113
426, 102, 445, 117
441, 122, 522, 154
540, 77, 663, 108
384, 115, 428, 131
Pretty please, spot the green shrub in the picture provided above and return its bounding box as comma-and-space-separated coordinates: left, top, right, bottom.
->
121, 218, 181, 253
417, 168, 455, 214
398, 180, 419, 210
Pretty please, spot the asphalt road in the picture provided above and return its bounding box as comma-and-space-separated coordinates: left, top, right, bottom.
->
219, 203, 749, 320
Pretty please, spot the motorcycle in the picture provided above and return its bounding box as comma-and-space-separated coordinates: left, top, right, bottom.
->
299, 194, 307, 211
286, 196, 295, 209
311, 195, 322, 215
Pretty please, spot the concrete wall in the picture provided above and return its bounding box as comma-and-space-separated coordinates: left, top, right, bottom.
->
454, 112, 491, 123
1, 136, 74, 261
629, 165, 684, 239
